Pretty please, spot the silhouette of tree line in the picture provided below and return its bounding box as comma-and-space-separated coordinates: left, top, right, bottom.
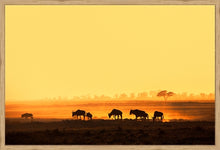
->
43, 90, 214, 101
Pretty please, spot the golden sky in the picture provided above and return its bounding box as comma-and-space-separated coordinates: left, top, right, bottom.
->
5, 5, 215, 101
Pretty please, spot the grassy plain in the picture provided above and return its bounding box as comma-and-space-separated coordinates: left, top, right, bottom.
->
6, 119, 214, 145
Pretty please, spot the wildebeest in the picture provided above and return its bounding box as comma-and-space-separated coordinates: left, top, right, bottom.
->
130, 109, 149, 120
86, 112, 93, 120
21, 113, 33, 119
152, 111, 164, 122
72, 109, 85, 120
108, 109, 122, 120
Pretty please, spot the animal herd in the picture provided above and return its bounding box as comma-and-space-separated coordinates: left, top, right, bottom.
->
72, 110, 93, 120
21, 109, 164, 122
71, 109, 164, 121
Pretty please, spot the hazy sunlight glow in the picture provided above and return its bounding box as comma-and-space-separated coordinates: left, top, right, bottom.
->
5, 5, 215, 101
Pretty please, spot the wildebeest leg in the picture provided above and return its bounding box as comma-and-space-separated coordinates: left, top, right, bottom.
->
83, 115, 85, 120
77, 115, 78, 120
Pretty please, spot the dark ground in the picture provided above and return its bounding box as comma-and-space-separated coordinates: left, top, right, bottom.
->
6, 119, 215, 145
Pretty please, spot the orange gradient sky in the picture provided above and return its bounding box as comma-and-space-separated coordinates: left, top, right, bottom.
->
5, 5, 215, 101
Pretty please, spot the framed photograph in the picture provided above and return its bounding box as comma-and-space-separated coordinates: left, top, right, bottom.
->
0, 0, 219, 150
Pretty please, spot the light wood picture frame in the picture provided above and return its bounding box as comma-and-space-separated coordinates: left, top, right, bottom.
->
0, 0, 219, 150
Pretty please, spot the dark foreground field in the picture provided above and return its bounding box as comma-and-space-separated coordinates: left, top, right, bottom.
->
6, 119, 214, 145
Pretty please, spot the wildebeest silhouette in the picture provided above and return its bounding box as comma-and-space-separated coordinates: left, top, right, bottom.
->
130, 109, 149, 120
153, 111, 164, 122
72, 109, 85, 120
86, 112, 93, 120
108, 109, 122, 120
21, 113, 33, 119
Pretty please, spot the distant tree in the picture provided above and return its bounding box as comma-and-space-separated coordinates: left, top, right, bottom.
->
137, 92, 148, 100
130, 93, 135, 100
157, 90, 167, 101
94, 95, 100, 100
167, 92, 175, 97
200, 93, 206, 100
119, 93, 128, 100
114, 94, 119, 100
149, 90, 161, 99
189, 93, 194, 100
208, 93, 214, 100
157, 90, 175, 102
